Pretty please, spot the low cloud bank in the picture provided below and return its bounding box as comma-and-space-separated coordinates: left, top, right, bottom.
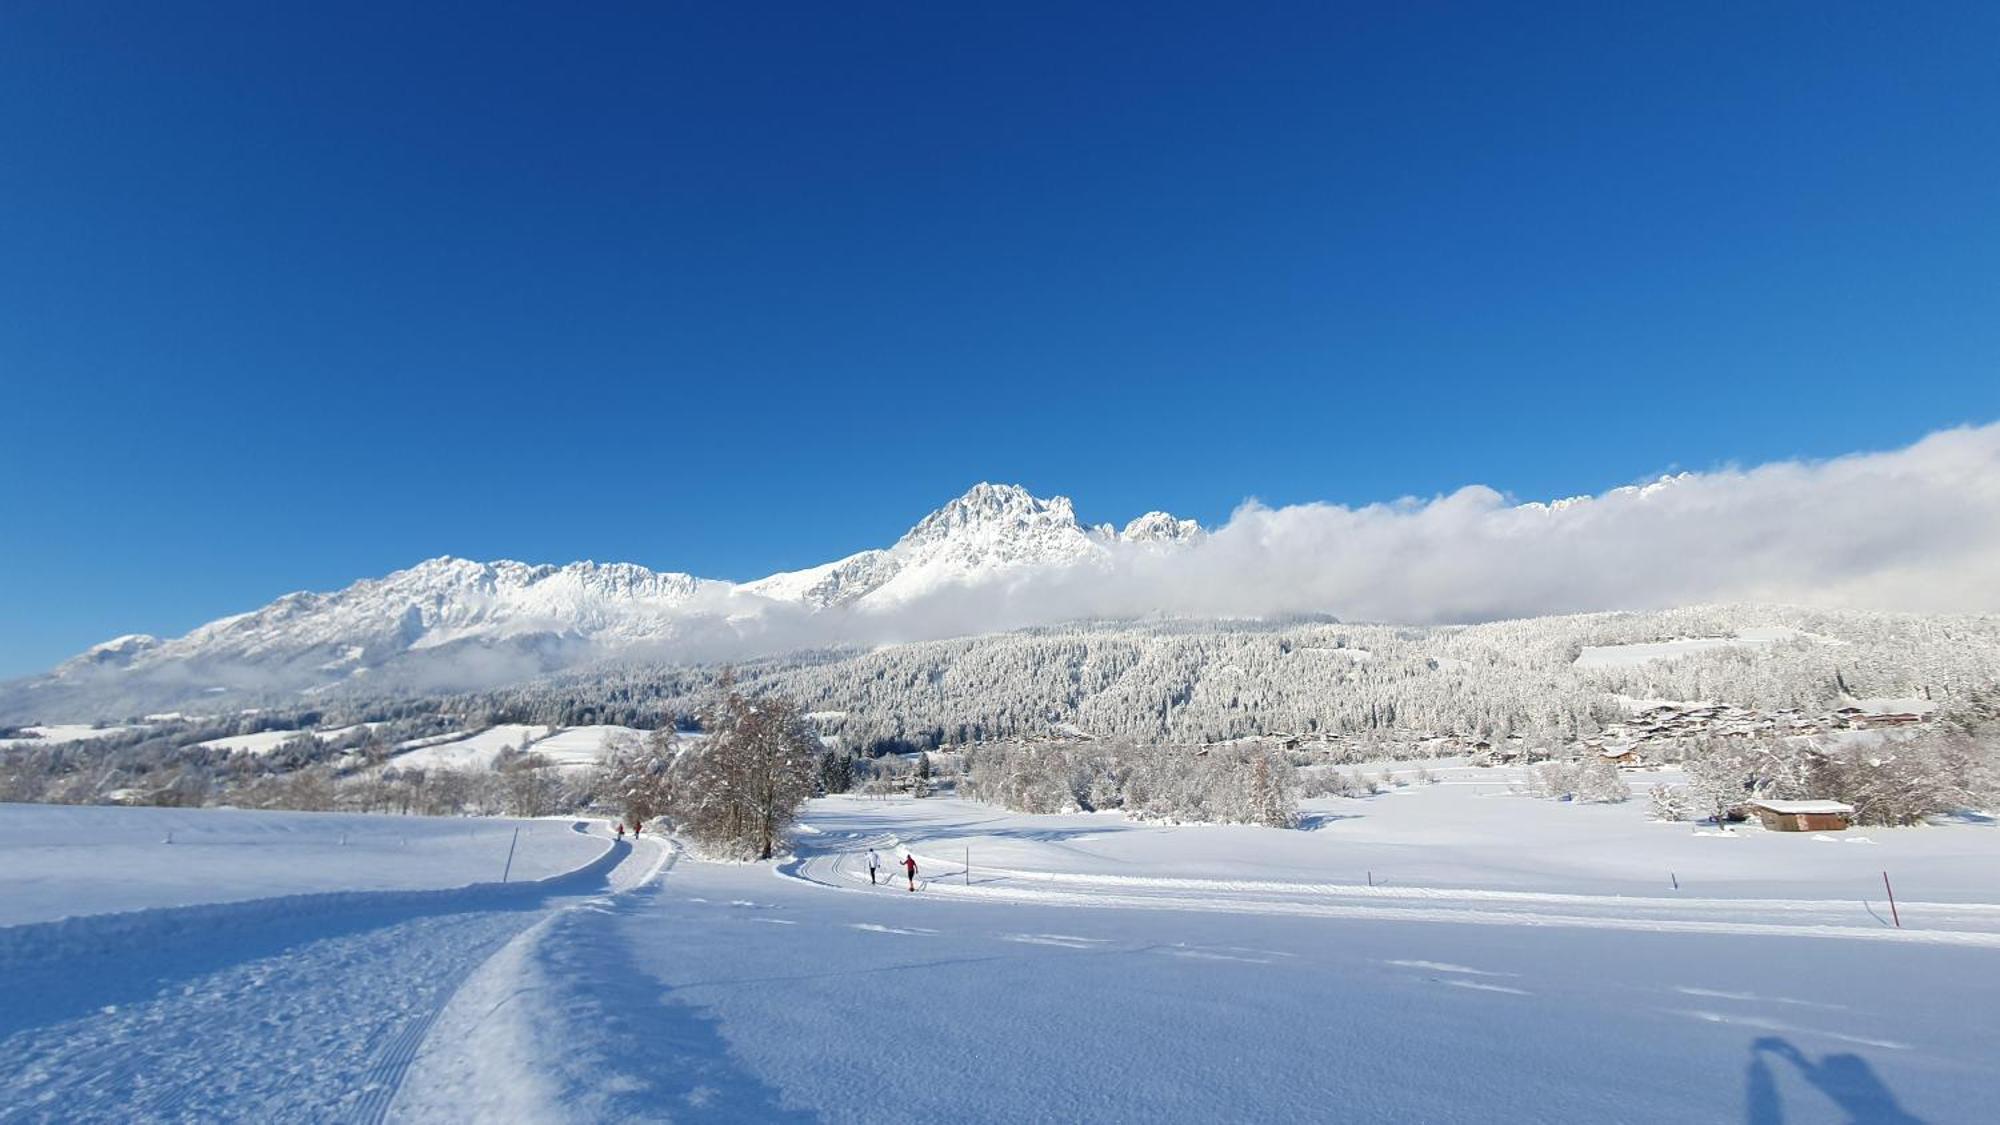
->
833, 422, 2000, 641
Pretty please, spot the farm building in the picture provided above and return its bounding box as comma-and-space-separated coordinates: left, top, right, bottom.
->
1746, 799, 1855, 832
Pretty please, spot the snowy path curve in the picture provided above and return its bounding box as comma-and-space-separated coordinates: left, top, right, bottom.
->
0, 826, 663, 1124
781, 840, 2000, 948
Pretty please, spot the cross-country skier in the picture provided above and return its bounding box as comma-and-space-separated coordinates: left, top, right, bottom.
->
903, 851, 918, 892
867, 848, 881, 885
616, 823, 625, 841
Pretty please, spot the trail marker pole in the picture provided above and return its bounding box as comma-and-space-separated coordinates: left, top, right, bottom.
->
1883, 871, 1901, 928
1671, 872, 1679, 890
502, 827, 521, 884
1367, 871, 1373, 887
965, 846, 970, 887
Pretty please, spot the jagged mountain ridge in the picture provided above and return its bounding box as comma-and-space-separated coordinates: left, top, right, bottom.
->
741, 483, 1202, 610
3, 484, 1205, 720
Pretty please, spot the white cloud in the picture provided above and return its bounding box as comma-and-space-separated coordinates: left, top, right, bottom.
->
832, 422, 2000, 633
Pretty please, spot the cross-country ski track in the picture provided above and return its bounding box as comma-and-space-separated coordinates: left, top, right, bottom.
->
6, 791, 1999, 1122
0, 822, 668, 1124
785, 844, 2000, 947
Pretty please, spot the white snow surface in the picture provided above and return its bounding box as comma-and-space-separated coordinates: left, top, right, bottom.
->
0, 804, 605, 927
521, 724, 649, 769
4, 773, 1997, 1121
0, 724, 136, 748
389, 724, 553, 772
194, 728, 317, 755
1574, 625, 1836, 668
394, 787, 2000, 1122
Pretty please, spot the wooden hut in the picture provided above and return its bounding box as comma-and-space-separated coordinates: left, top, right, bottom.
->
1746, 799, 1855, 832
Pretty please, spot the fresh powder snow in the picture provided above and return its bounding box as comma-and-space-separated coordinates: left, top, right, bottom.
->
4, 769, 1997, 1122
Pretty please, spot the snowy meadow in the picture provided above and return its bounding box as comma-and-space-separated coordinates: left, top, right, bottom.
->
2, 765, 1995, 1123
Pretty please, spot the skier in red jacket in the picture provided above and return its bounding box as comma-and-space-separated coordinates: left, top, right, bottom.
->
902, 852, 918, 892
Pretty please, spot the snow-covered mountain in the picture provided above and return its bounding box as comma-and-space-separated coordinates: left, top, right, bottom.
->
1, 485, 1204, 720
741, 483, 1201, 610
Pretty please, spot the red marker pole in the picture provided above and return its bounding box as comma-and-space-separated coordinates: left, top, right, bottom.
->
1883, 871, 1901, 928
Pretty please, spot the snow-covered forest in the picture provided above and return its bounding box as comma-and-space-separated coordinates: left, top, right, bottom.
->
464, 605, 2000, 751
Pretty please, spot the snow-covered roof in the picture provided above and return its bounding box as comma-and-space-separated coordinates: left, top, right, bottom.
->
1749, 799, 1854, 815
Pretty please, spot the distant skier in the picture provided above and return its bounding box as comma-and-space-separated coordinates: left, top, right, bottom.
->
633, 820, 643, 836
867, 848, 881, 885
616, 823, 626, 841
903, 852, 918, 892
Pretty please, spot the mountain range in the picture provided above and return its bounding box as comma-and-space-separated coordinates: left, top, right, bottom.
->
2, 484, 1206, 722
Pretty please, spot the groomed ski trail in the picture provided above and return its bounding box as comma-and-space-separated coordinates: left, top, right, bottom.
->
0, 825, 665, 1124
780, 840, 2000, 948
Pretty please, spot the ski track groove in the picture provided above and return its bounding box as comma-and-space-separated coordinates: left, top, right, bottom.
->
0, 830, 657, 1124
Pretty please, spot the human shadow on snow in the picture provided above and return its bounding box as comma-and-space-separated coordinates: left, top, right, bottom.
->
521, 881, 816, 1121
1744, 1036, 1923, 1124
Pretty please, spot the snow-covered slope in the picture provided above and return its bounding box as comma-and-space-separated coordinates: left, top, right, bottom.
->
1, 485, 1203, 721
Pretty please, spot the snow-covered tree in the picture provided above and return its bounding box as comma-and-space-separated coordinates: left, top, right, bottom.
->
1573, 755, 1631, 803
1647, 783, 1691, 821
1248, 754, 1298, 827
594, 728, 679, 826
667, 679, 821, 859
1684, 740, 1757, 824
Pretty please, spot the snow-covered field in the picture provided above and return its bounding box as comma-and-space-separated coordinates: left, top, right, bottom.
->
1574, 625, 1840, 668
383, 723, 644, 773
3, 776, 1996, 1121
522, 724, 649, 768
388, 724, 554, 771
193, 728, 316, 754
0, 723, 136, 749
0, 804, 605, 926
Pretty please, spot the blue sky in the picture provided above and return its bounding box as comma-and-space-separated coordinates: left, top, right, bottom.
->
2, 2, 1997, 676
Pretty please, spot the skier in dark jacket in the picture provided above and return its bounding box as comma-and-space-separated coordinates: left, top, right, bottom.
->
902, 852, 918, 892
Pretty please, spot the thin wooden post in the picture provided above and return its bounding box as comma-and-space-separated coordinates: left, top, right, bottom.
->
965, 846, 970, 887
502, 826, 521, 884
1671, 871, 1678, 890
1883, 871, 1900, 928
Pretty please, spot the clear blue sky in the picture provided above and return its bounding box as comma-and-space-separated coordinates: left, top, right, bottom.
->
3, 2, 1997, 676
